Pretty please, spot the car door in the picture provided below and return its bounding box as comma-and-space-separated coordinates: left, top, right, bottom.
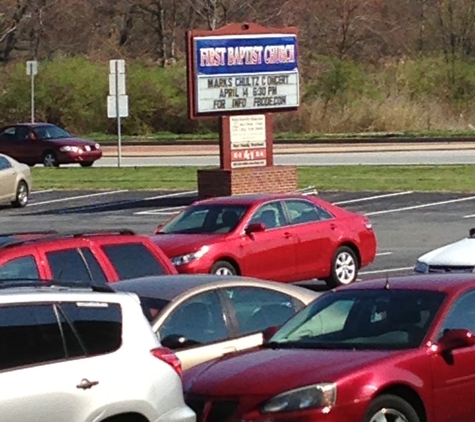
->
0, 303, 93, 422
11, 126, 32, 163
155, 290, 238, 370
0, 156, 16, 201
221, 286, 305, 348
0, 127, 17, 158
282, 199, 336, 280
239, 201, 298, 282
431, 289, 475, 422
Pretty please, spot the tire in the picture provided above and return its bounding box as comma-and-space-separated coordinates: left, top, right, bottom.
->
210, 260, 237, 276
11, 181, 29, 208
43, 151, 59, 167
325, 246, 358, 288
80, 161, 94, 168
363, 394, 420, 422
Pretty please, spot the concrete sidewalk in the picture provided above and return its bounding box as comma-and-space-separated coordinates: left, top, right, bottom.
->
101, 141, 475, 157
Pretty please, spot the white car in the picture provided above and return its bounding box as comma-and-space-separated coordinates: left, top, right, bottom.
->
0, 153, 31, 208
414, 228, 475, 273
0, 280, 196, 422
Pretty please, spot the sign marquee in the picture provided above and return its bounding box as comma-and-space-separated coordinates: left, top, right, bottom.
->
189, 33, 300, 117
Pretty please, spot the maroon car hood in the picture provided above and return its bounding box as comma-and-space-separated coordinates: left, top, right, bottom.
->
150, 233, 226, 256
184, 348, 398, 396
47, 137, 97, 147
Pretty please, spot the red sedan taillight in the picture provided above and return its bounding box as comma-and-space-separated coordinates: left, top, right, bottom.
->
151, 347, 182, 377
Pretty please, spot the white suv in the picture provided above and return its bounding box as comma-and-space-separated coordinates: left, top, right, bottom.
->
0, 281, 196, 422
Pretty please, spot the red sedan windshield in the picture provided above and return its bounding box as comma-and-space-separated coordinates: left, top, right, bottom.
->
159, 204, 249, 234
268, 289, 446, 350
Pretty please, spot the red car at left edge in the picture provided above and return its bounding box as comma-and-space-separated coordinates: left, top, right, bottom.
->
150, 193, 377, 287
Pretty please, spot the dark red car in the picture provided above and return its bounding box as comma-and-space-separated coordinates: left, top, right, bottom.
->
0, 123, 102, 167
183, 274, 475, 422
150, 193, 377, 287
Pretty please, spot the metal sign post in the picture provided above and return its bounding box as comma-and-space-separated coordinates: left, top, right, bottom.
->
26, 61, 38, 123
108, 60, 128, 167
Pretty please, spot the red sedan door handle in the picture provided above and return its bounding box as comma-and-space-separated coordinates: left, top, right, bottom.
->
283, 232, 292, 239
76, 378, 99, 390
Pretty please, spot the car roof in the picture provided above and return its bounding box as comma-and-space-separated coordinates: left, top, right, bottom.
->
194, 193, 317, 206
6, 123, 56, 127
0, 229, 138, 249
112, 274, 319, 302
340, 273, 475, 295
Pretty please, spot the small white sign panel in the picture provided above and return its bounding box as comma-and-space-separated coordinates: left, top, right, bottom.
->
26, 60, 38, 76
230, 115, 266, 150
109, 59, 126, 74
107, 95, 129, 118
196, 72, 299, 114
109, 73, 127, 96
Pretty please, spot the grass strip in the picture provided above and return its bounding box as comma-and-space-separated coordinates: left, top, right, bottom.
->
31, 165, 475, 192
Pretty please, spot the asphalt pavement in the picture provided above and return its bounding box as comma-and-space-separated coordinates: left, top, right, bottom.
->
2, 189, 474, 284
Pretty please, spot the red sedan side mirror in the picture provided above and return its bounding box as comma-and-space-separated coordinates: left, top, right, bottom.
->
245, 223, 265, 235
438, 329, 475, 353
28, 133, 39, 141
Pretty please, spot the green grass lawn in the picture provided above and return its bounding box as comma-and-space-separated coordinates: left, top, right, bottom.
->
31, 165, 475, 192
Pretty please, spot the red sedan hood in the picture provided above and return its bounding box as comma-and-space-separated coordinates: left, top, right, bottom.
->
48, 137, 97, 147
184, 347, 397, 396
150, 233, 226, 257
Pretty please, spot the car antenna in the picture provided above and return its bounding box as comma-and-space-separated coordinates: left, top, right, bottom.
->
384, 273, 390, 290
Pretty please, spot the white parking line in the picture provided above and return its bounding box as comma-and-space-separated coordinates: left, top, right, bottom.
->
365, 195, 475, 216
143, 190, 197, 201
334, 191, 413, 205
136, 206, 186, 216
463, 213, 475, 219
28, 190, 129, 207
134, 191, 197, 215
360, 266, 413, 275
31, 189, 54, 195
376, 252, 393, 257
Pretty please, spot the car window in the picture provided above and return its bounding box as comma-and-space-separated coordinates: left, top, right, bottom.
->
159, 291, 228, 346
46, 248, 93, 282
0, 127, 16, 138
248, 201, 287, 229
34, 125, 71, 140
14, 127, 30, 141
439, 290, 475, 336
0, 156, 12, 170
80, 248, 107, 283
159, 204, 249, 234
60, 302, 122, 356
271, 290, 446, 350
0, 304, 65, 371
224, 287, 301, 335
284, 200, 333, 224
0, 256, 40, 280
101, 243, 166, 279
137, 296, 170, 322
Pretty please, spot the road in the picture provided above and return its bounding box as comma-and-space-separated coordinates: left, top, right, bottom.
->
92, 149, 475, 167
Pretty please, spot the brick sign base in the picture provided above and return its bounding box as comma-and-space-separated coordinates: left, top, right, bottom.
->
197, 166, 298, 198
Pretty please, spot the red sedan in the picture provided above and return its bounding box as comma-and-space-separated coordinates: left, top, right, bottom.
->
0, 123, 102, 167
183, 274, 475, 422
150, 193, 376, 287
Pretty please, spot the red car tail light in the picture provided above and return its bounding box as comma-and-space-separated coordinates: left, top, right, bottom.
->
151, 347, 182, 377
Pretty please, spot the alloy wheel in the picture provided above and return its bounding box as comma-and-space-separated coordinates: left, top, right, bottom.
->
334, 251, 356, 284
214, 267, 234, 276
17, 183, 28, 206
369, 408, 409, 422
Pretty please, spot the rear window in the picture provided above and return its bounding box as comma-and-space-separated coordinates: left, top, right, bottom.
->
60, 302, 122, 356
0, 304, 64, 371
102, 243, 167, 279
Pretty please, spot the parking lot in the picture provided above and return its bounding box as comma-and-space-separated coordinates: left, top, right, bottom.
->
1, 188, 474, 281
